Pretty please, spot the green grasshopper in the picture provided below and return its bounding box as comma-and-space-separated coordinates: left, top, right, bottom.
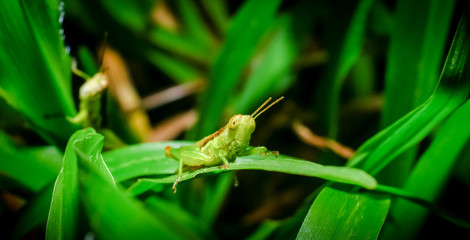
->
67, 62, 108, 129
165, 96, 284, 192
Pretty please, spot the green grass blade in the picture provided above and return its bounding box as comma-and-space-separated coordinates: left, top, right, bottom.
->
373, 184, 470, 230
233, 0, 316, 114
77, 46, 99, 76
99, 0, 152, 32
381, 0, 456, 126
145, 197, 216, 239
380, 98, 470, 239
174, 0, 215, 51
348, 7, 470, 174
194, 0, 283, 138
296, 187, 390, 240
201, 0, 229, 34
297, 7, 470, 240
0, 0, 78, 146
76, 139, 194, 239
314, 0, 374, 138
198, 173, 233, 226
0, 132, 61, 192
246, 221, 281, 240
46, 128, 96, 239
379, 0, 456, 186
146, 50, 202, 83
11, 182, 55, 239
149, 28, 211, 64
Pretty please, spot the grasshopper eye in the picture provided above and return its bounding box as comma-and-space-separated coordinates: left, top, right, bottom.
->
230, 119, 239, 129
229, 115, 241, 130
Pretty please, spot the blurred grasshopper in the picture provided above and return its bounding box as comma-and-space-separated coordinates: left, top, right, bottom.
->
67, 60, 108, 129
165, 96, 284, 192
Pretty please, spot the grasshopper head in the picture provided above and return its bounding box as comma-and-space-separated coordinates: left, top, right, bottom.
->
227, 114, 256, 143
227, 96, 284, 144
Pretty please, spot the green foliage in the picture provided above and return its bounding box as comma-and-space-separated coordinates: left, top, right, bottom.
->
2, 0, 470, 239
0, 0, 79, 146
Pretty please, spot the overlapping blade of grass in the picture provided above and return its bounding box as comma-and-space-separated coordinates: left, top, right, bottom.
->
381, 0, 455, 126
46, 128, 95, 239
74, 131, 114, 184
379, 0, 456, 186
233, 0, 315, 114
380, 99, 470, 239
0, 0, 78, 146
194, 0, 283, 138
314, 0, 374, 138
300, 7, 470, 239
0, 132, 62, 192
349, 7, 470, 174
297, 187, 390, 239
75, 132, 200, 239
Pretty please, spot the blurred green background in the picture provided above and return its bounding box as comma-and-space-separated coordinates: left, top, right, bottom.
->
1, 0, 470, 239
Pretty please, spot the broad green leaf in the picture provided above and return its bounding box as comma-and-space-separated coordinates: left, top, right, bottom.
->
194, 0, 284, 138
271, 190, 321, 240
233, 0, 316, 114
46, 128, 96, 239
379, 0, 456, 186
11, 181, 55, 239
314, 0, 374, 138
76, 140, 194, 239
102, 142, 185, 182
0, 132, 62, 192
122, 143, 377, 196
297, 187, 390, 240
380, 99, 470, 239
0, 0, 78, 146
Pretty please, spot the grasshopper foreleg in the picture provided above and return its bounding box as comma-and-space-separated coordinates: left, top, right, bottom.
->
219, 156, 230, 169
242, 146, 279, 157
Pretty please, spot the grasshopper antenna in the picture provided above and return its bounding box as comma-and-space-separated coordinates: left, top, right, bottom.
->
251, 97, 272, 118
253, 96, 284, 120
97, 32, 109, 73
